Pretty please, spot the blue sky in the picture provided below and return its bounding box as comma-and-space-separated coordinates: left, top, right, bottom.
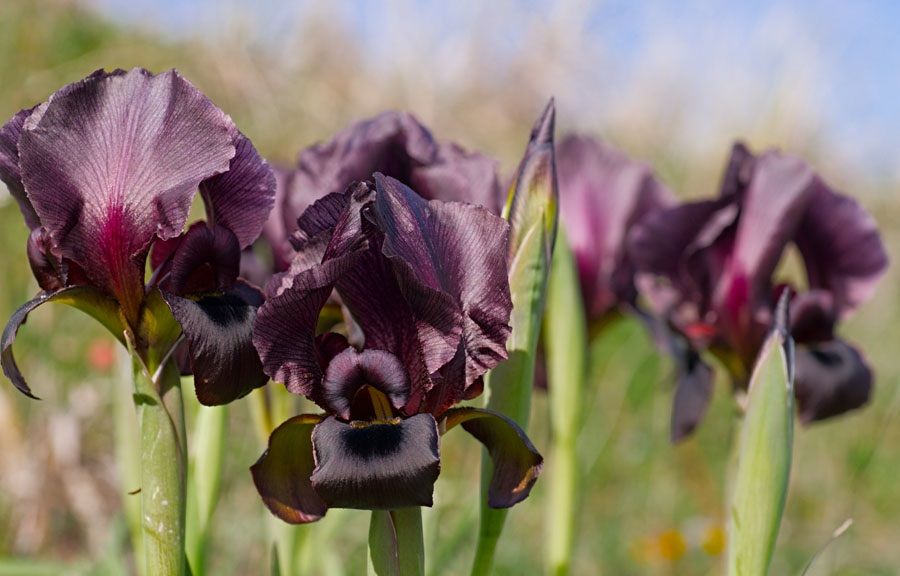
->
88, 0, 899, 180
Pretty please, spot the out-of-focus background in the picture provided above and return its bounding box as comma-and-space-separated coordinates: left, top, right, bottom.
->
1, 0, 898, 574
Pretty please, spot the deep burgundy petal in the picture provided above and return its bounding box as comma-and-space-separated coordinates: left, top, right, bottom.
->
19, 69, 236, 322
162, 280, 268, 406
789, 290, 836, 343
373, 173, 513, 390
200, 130, 276, 249
254, 250, 360, 396
557, 135, 672, 319
320, 348, 409, 420
250, 414, 328, 524
309, 414, 440, 510
165, 223, 241, 295
3, 286, 124, 399
794, 178, 888, 318
443, 407, 543, 508
669, 351, 715, 443
794, 339, 873, 423
27, 228, 65, 291
409, 141, 503, 213
0, 107, 41, 230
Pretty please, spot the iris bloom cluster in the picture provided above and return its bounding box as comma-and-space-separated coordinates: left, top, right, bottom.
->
1, 68, 275, 405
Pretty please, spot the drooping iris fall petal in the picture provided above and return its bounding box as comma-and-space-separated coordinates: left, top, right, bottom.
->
794, 339, 873, 423
162, 281, 267, 406
443, 407, 543, 508
18, 69, 236, 322
310, 414, 441, 510
250, 414, 328, 524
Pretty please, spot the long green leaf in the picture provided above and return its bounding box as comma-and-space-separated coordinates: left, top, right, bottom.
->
726, 294, 794, 576
472, 100, 558, 575
543, 227, 588, 576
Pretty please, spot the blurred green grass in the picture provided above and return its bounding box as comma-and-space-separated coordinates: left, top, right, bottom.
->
1, 1, 899, 574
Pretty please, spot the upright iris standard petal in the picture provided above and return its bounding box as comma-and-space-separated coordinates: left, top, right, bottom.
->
794, 339, 873, 423
310, 414, 441, 509
444, 407, 543, 508
200, 130, 277, 249
2, 286, 124, 398
251, 414, 328, 524
794, 181, 888, 317
556, 135, 671, 319
372, 173, 512, 390
0, 107, 41, 230
162, 281, 268, 406
18, 68, 236, 322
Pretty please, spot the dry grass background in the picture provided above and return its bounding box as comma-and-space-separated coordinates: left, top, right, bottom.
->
0, 0, 898, 573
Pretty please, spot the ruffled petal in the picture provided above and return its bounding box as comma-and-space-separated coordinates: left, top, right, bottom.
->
794, 178, 888, 318
3, 286, 124, 398
250, 414, 328, 524
0, 107, 41, 230
794, 339, 872, 423
373, 173, 513, 389
200, 130, 276, 249
162, 280, 267, 406
310, 414, 441, 510
556, 135, 672, 319
443, 407, 543, 508
19, 68, 236, 321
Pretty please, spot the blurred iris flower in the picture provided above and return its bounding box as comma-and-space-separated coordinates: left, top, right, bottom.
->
0, 68, 275, 405
556, 134, 672, 327
630, 143, 888, 440
250, 174, 542, 522
244, 111, 502, 283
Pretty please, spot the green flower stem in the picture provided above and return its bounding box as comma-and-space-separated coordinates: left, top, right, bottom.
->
185, 389, 228, 576
544, 229, 588, 576
115, 349, 145, 575
132, 354, 188, 576
369, 508, 425, 576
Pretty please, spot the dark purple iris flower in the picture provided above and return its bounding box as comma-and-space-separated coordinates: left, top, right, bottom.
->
556, 134, 672, 325
0, 68, 275, 405
630, 143, 888, 440
250, 173, 542, 522
244, 111, 502, 282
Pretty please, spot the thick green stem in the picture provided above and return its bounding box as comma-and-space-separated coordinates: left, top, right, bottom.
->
115, 349, 145, 575
133, 357, 187, 576
369, 508, 425, 576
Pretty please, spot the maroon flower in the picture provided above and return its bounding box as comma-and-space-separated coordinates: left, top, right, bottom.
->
631, 143, 888, 440
244, 111, 502, 283
1, 68, 275, 405
250, 174, 541, 522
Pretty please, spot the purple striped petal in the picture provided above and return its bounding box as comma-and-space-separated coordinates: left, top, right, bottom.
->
19, 69, 236, 322
0, 107, 40, 230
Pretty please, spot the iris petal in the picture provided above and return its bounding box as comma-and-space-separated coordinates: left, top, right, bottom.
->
2, 286, 124, 398
162, 280, 267, 406
443, 407, 543, 508
0, 107, 40, 230
373, 173, 513, 391
200, 130, 276, 249
670, 351, 715, 443
556, 135, 671, 320
794, 339, 872, 423
251, 414, 328, 524
321, 348, 409, 420
310, 414, 441, 510
19, 68, 236, 321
